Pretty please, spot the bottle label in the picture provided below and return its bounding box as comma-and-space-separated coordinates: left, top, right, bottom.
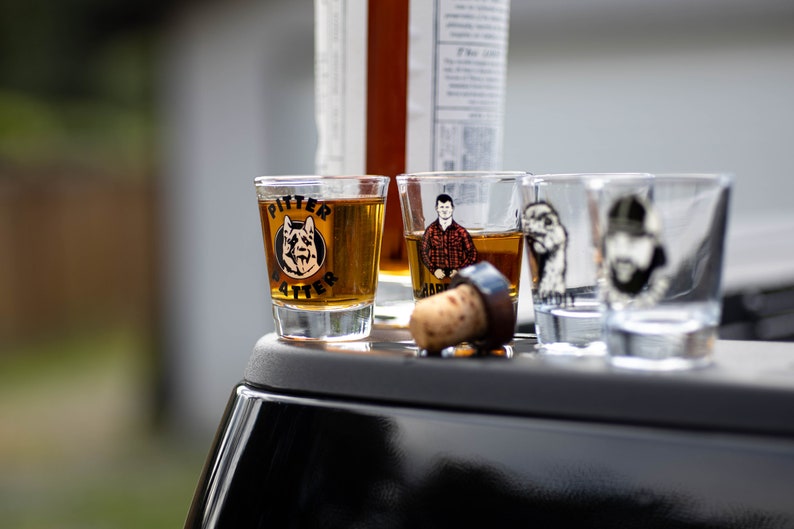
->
314, 0, 368, 174
407, 0, 510, 172
314, 0, 510, 174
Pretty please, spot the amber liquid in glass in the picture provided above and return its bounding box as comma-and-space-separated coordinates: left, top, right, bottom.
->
258, 197, 385, 310
404, 230, 524, 300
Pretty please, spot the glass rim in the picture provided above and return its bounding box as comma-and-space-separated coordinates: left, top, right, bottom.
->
651, 172, 734, 185
524, 172, 652, 184
524, 172, 733, 186
397, 170, 528, 182
254, 174, 389, 186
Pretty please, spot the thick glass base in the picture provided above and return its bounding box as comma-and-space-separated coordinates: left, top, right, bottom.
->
609, 354, 713, 371
606, 327, 715, 371
534, 301, 604, 356
538, 341, 607, 357
605, 304, 718, 371
273, 303, 374, 341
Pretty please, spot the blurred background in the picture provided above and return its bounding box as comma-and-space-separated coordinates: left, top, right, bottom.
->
0, 1, 203, 528
1, 0, 793, 527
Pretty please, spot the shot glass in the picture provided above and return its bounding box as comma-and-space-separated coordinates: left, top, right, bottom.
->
521, 173, 651, 355
254, 175, 389, 340
586, 173, 732, 370
396, 172, 525, 312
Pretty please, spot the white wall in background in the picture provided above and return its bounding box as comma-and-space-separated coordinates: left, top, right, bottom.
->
503, 1, 794, 291
159, 0, 314, 435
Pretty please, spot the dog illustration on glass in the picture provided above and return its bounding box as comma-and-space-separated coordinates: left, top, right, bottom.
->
279, 215, 324, 279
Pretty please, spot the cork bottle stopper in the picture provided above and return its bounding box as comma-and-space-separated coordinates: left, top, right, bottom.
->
409, 284, 488, 352
408, 261, 515, 353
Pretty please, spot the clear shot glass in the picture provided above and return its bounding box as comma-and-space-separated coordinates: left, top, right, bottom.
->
255, 175, 389, 340
521, 173, 652, 355
396, 171, 526, 315
586, 172, 732, 369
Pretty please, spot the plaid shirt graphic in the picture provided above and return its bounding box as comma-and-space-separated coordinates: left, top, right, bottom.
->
420, 220, 478, 275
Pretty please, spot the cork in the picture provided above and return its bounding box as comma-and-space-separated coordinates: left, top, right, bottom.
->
409, 284, 488, 352
408, 261, 515, 353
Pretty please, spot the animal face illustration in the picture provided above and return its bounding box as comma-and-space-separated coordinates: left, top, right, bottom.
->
523, 202, 567, 256
281, 215, 321, 278
523, 202, 568, 302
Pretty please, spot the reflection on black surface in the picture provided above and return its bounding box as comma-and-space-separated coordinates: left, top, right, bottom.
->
188, 397, 792, 529
215, 402, 405, 528
282, 409, 405, 528
403, 458, 785, 528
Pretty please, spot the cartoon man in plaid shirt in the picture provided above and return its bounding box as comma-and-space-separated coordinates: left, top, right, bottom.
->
421, 194, 479, 280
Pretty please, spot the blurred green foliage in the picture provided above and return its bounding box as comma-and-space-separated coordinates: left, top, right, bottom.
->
0, 326, 206, 529
0, 2, 205, 527
0, 89, 154, 176
0, 0, 172, 97
0, 0, 176, 176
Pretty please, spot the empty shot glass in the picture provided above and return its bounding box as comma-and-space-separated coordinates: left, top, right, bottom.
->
521, 173, 651, 355
396, 172, 526, 312
586, 173, 732, 369
255, 175, 389, 340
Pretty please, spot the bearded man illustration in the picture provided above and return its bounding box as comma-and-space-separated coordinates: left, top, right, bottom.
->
603, 194, 668, 305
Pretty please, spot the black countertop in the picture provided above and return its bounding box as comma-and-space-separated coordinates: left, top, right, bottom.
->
245, 330, 794, 437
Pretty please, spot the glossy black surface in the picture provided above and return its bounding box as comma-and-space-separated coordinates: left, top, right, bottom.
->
186, 334, 794, 528
186, 386, 794, 528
